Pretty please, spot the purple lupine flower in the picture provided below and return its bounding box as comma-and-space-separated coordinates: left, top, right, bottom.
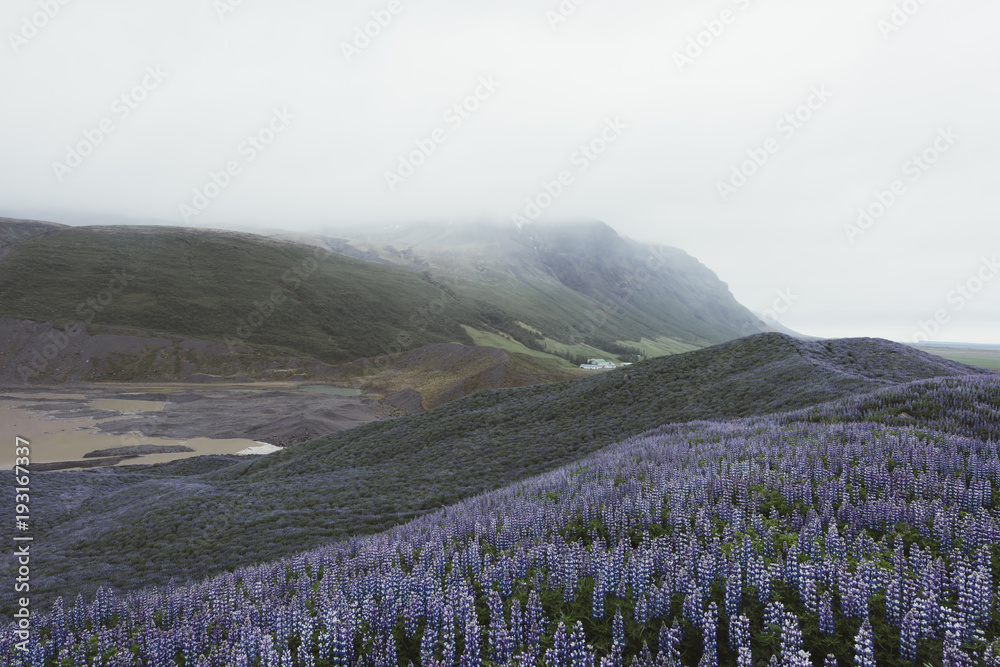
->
631, 642, 656, 667
725, 562, 742, 620
730, 614, 750, 654
682, 587, 703, 626
592, 574, 606, 620
487, 590, 507, 663
701, 602, 718, 667
607, 607, 624, 667
442, 605, 457, 667
545, 621, 569, 667
513, 652, 537, 667
567, 621, 592, 667
981, 642, 1000, 667
493, 622, 513, 666
818, 591, 835, 636
259, 635, 279, 667
380, 632, 398, 667
403, 592, 422, 638
941, 625, 973, 667
527, 590, 545, 657
823, 655, 838, 667
460, 614, 481, 667
942, 644, 973, 667
329, 615, 351, 667
899, 606, 919, 663
763, 601, 784, 631
885, 573, 904, 628
563, 554, 579, 604
779, 613, 803, 667
421, 620, 439, 666
510, 599, 525, 652
657, 620, 681, 666
801, 576, 818, 615
853, 618, 875, 667
634, 594, 650, 626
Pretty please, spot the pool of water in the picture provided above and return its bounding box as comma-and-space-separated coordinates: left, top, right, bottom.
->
295, 385, 363, 397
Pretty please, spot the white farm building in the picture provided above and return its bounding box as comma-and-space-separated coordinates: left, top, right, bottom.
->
580, 359, 617, 370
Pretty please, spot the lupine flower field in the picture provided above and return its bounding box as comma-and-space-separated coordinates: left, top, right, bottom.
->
5, 374, 1000, 666
11, 334, 986, 615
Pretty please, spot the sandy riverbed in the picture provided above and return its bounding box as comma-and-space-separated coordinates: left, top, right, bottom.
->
0, 401, 276, 469
0, 383, 390, 469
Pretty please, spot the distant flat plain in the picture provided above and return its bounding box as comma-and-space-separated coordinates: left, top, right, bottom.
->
913, 343, 1000, 370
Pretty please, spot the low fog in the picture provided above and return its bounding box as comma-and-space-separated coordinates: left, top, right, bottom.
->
1, 0, 998, 343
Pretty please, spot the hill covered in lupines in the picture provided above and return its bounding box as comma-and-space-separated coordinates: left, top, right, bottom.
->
5, 370, 1000, 665
5, 334, 993, 618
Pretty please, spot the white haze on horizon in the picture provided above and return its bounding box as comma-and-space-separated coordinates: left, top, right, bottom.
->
1, 0, 998, 344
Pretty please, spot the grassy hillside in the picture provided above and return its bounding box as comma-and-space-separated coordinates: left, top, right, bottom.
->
0, 216, 66, 246
0, 220, 766, 378
274, 220, 768, 355
0, 225, 478, 364
10, 334, 993, 612
328, 342, 584, 411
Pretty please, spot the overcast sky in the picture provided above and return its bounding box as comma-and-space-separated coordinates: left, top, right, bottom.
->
2, 0, 998, 344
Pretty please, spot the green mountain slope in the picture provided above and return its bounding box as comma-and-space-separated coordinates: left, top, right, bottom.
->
274, 219, 769, 355
0, 220, 765, 377
14, 333, 993, 611
0, 224, 480, 366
